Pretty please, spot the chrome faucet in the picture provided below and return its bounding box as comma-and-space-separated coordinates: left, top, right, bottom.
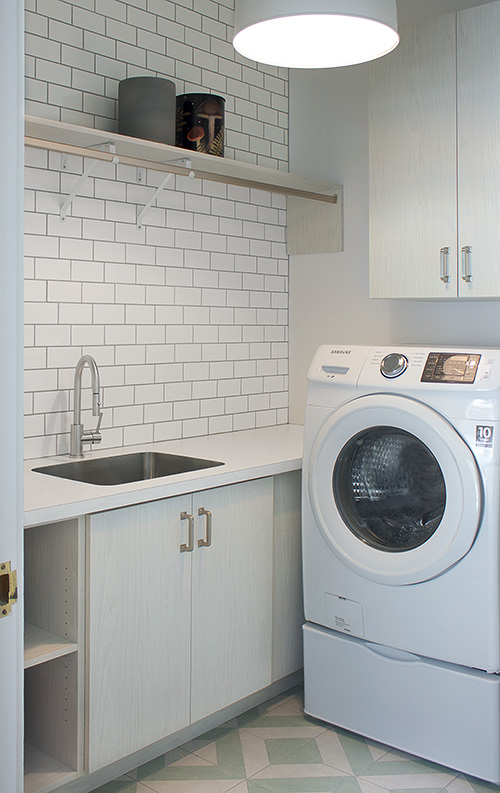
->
69, 355, 103, 458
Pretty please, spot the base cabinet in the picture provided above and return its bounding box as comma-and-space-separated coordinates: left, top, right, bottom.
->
86, 493, 193, 772
24, 471, 303, 792
86, 474, 302, 774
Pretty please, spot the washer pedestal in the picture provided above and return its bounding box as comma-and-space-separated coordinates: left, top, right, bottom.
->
304, 623, 500, 783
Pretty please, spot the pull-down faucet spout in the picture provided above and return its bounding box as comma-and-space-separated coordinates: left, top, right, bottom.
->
69, 355, 103, 458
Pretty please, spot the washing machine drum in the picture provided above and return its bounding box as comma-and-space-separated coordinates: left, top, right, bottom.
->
335, 426, 446, 552
307, 394, 482, 584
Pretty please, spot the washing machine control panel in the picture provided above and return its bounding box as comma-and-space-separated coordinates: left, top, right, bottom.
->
380, 353, 408, 378
420, 352, 481, 383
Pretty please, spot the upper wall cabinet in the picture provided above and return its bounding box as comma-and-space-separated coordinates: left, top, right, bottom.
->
369, 3, 500, 299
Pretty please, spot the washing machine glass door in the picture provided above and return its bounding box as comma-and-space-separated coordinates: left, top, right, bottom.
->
334, 426, 446, 552
307, 394, 482, 584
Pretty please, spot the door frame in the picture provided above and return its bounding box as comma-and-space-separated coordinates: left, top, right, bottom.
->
0, 1, 24, 790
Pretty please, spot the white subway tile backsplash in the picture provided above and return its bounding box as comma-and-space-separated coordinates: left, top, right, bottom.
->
25, 302, 58, 324
24, 0, 289, 459
166, 381, 192, 401
59, 303, 93, 324
72, 324, 105, 345
182, 417, 209, 438
25, 280, 48, 302
34, 324, 71, 347
144, 402, 173, 424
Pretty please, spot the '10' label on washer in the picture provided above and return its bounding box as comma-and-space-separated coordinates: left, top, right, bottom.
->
476, 425, 494, 447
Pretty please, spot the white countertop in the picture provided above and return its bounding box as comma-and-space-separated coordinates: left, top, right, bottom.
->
24, 424, 304, 527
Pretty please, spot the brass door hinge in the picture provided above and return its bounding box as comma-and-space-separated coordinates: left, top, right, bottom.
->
0, 562, 18, 617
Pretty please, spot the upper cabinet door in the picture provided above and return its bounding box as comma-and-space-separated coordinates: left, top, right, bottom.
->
369, 14, 457, 299
457, 3, 500, 298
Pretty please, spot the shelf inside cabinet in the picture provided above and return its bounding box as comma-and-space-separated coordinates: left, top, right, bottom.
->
24, 622, 78, 669
24, 115, 343, 254
24, 743, 78, 793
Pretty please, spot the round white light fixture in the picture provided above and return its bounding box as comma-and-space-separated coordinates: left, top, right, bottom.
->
233, 0, 399, 69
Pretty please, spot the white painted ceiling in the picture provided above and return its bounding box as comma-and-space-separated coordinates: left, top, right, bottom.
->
397, 0, 497, 25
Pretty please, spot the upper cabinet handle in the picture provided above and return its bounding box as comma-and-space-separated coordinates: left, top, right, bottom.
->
440, 247, 451, 283
197, 507, 212, 548
461, 245, 472, 282
180, 511, 194, 553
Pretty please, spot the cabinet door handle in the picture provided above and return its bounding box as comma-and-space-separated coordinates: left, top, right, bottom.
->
440, 247, 451, 283
197, 507, 212, 548
461, 245, 472, 282
180, 511, 194, 552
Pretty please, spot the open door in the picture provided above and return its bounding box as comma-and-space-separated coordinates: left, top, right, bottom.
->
0, 1, 24, 790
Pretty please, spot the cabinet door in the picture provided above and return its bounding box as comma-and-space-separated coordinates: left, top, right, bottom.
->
369, 14, 457, 299
457, 2, 500, 298
87, 495, 192, 772
190, 479, 273, 722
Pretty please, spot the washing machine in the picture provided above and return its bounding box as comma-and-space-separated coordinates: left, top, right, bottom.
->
302, 344, 500, 782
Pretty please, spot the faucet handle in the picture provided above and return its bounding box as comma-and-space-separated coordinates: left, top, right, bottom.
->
92, 388, 102, 415
93, 410, 103, 436
82, 411, 103, 445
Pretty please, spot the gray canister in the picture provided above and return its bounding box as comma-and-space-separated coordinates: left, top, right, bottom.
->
118, 77, 176, 145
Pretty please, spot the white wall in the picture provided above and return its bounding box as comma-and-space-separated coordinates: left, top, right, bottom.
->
289, 61, 500, 424
24, 0, 290, 459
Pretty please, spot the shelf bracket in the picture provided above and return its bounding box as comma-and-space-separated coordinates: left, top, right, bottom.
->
136, 158, 194, 229
60, 142, 118, 222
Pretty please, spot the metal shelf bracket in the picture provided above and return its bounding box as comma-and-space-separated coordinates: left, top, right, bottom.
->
60, 142, 118, 222
136, 158, 194, 229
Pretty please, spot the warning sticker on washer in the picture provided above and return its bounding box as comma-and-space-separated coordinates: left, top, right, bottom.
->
476, 425, 494, 447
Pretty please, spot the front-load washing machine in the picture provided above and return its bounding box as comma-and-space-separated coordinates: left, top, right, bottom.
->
302, 344, 500, 781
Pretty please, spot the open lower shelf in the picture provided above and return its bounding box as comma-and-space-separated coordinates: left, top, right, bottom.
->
24, 623, 78, 669
24, 743, 78, 793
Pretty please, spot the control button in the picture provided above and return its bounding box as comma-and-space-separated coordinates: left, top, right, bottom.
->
380, 353, 408, 379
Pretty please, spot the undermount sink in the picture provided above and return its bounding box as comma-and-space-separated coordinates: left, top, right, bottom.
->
32, 451, 224, 486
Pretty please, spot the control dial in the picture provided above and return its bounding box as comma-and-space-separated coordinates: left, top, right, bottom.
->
380, 353, 408, 379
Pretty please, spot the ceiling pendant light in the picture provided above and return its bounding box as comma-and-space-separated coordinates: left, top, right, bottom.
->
233, 0, 399, 69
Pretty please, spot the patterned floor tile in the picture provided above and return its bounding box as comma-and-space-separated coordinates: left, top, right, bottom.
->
358, 745, 459, 787
138, 781, 245, 793
443, 775, 500, 793
99, 686, 498, 793
249, 762, 351, 781
294, 727, 390, 776
243, 773, 361, 793
254, 686, 304, 715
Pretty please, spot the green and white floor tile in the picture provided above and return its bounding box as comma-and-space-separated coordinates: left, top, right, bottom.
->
90, 687, 500, 793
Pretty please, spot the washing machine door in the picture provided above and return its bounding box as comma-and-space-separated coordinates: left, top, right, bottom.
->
307, 394, 482, 584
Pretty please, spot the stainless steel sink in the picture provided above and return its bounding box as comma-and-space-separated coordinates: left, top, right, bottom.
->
32, 451, 224, 486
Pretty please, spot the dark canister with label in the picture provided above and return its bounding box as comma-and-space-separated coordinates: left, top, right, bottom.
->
118, 76, 176, 145
176, 94, 225, 156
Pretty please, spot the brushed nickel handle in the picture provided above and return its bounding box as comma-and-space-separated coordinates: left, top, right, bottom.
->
440, 247, 451, 283
180, 511, 194, 553
461, 245, 472, 282
197, 507, 212, 548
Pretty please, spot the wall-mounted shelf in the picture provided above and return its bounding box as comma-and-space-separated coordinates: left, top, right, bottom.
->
25, 115, 343, 254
